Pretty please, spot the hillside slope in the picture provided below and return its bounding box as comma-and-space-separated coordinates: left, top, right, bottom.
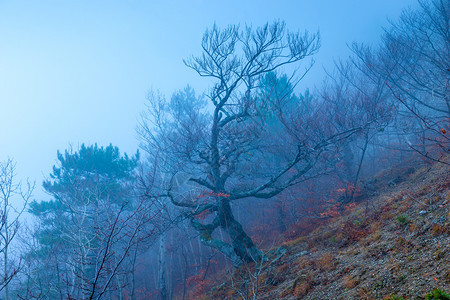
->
204, 160, 449, 299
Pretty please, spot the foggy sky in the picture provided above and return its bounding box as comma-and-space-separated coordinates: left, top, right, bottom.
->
0, 0, 417, 201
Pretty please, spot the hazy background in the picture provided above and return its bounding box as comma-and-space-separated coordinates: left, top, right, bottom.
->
0, 0, 417, 201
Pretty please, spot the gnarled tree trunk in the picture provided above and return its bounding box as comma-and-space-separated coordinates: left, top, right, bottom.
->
218, 199, 262, 264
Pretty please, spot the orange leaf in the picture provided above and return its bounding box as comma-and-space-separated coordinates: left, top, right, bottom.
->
433, 277, 438, 281
440, 128, 447, 134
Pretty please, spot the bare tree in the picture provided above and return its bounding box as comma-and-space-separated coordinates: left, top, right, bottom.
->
351, 0, 449, 163
320, 61, 394, 209
0, 158, 34, 299
139, 21, 372, 266
135, 157, 186, 300
22, 144, 158, 299
84, 196, 156, 300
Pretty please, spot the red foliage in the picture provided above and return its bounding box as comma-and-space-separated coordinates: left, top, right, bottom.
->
340, 221, 371, 244
194, 209, 212, 220
193, 190, 230, 204
284, 218, 327, 240
186, 269, 212, 298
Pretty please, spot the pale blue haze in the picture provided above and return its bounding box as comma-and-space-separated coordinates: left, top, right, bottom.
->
0, 0, 417, 200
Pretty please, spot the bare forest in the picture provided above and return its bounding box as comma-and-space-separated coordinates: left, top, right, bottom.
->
1, 0, 448, 299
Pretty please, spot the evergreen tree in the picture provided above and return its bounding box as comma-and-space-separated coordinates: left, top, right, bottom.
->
26, 144, 140, 298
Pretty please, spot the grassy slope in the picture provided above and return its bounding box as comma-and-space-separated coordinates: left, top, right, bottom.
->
203, 160, 449, 299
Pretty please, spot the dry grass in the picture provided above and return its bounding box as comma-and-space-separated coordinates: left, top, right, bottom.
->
343, 275, 359, 289
203, 159, 450, 299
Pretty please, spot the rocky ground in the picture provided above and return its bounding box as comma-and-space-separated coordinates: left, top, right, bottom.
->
204, 160, 449, 299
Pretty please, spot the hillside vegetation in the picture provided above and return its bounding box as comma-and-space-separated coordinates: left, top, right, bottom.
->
196, 160, 449, 299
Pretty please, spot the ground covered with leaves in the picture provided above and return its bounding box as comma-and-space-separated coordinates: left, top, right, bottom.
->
200, 160, 449, 299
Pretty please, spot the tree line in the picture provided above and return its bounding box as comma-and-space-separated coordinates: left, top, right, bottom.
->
0, 0, 447, 298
